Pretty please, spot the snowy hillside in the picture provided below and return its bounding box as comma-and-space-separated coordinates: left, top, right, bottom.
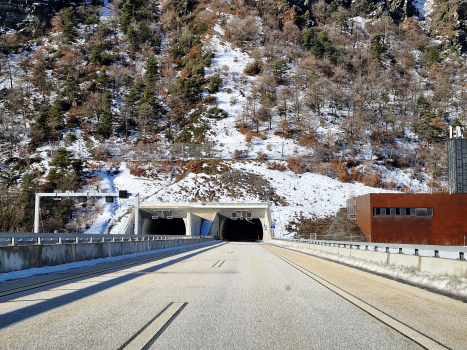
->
0, 0, 464, 234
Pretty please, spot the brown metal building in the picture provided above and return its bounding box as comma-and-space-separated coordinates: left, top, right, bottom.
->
353, 193, 467, 245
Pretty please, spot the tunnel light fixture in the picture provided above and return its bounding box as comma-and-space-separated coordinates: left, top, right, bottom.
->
166, 211, 173, 219
246, 212, 252, 221
152, 215, 158, 219
231, 212, 237, 220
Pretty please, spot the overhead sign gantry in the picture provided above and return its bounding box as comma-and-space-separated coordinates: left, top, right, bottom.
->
34, 190, 138, 234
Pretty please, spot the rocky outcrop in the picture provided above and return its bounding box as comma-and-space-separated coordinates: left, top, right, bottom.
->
387, 0, 413, 21
373, 0, 413, 23
426, 0, 467, 52
0, 0, 96, 29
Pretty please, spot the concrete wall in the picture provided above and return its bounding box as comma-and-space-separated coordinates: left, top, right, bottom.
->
184, 213, 203, 236
0, 237, 213, 273
208, 214, 221, 236
272, 240, 467, 279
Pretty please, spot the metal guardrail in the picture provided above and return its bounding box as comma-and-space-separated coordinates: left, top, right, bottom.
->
274, 238, 467, 260
0, 233, 212, 247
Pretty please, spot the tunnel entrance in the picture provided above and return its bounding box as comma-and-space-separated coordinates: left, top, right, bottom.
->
142, 218, 186, 235
219, 218, 263, 241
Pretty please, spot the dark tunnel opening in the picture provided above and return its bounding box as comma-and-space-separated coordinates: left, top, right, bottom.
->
142, 218, 186, 235
220, 218, 263, 242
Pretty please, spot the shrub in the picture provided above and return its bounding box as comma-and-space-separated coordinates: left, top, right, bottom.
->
203, 95, 217, 104
287, 156, 304, 174
421, 49, 441, 68
202, 51, 215, 66
257, 152, 267, 161
267, 162, 287, 171
234, 149, 248, 159
362, 170, 383, 187
208, 74, 222, 93
204, 107, 228, 119
244, 60, 261, 76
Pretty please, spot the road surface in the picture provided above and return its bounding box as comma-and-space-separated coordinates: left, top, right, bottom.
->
1, 241, 465, 349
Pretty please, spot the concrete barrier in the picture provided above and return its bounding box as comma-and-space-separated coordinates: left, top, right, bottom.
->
272, 239, 467, 279
0, 237, 213, 273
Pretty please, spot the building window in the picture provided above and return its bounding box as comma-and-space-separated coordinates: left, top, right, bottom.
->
373, 208, 433, 217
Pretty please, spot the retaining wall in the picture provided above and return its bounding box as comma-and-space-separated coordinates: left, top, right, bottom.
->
0, 237, 213, 273
272, 240, 467, 279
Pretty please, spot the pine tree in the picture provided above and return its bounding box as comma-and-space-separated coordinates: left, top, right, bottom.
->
90, 44, 102, 65
120, 0, 133, 33
370, 34, 386, 63
62, 73, 79, 105
29, 111, 51, 148
50, 148, 71, 170
61, 7, 77, 43
96, 66, 111, 92
146, 84, 162, 107
127, 26, 139, 50
336, 13, 349, 35
145, 56, 159, 84
95, 114, 112, 139
140, 21, 150, 43
301, 28, 315, 51
273, 59, 290, 84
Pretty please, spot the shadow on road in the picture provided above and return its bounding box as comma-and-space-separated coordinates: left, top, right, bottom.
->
0, 243, 225, 329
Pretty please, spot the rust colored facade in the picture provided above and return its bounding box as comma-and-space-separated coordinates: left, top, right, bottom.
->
356, 193, 467, 245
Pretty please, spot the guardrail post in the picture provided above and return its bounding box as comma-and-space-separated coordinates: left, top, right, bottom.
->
415, 249, 419, 256
399, 248, 402, 254
37, 237, 41, 245
58, 237, 62, 244
435, 250, 439, 258
460, 252, 464, 260
386, 247, 389, 253
10, 237, 15, 246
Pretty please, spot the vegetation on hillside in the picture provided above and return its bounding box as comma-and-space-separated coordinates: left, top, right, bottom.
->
0, 0, 465, 231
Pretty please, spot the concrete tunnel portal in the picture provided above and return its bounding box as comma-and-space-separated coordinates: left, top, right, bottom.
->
137, 203, 272, 241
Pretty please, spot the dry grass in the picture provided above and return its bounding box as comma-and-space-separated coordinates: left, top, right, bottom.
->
237, 126, 267, 140
289, 209, 366, 241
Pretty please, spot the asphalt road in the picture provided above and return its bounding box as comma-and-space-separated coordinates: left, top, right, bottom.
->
0, 241, 465, 350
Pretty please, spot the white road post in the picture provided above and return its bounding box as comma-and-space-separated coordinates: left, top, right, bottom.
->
34, 193, 40, 233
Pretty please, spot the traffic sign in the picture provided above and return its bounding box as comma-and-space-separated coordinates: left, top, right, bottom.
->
271, 222, 276, 229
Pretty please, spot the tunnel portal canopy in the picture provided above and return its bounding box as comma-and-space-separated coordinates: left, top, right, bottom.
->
138, 202, 272, 241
